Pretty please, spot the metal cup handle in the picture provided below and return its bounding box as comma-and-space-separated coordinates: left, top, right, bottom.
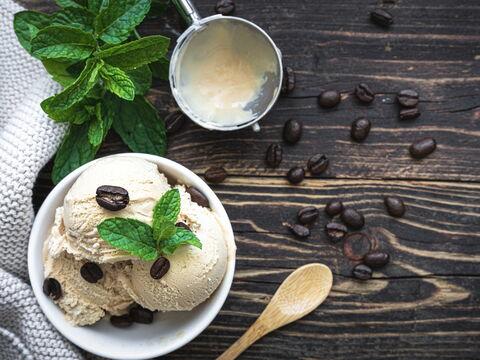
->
172, 0, 202, 25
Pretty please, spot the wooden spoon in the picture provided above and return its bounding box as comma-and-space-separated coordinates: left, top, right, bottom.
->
217, 263, 333, 360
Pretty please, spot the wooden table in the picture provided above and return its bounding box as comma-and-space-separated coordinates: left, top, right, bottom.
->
28, 1, 480, 359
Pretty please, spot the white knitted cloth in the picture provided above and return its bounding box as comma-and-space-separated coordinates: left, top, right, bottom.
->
0, 1, 82, 359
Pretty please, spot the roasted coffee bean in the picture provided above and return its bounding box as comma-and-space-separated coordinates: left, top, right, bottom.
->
176, 222, 191, 231
341, 208, 365, 229
80, 262, 103, 283
399, 107, 420, 120
370, 8, 393, 27
110, 314, 133, 328
288, 224, 310, 238
205, 166, 227, 184
96, 185, 129, 211
352, 264, 373, 280
283, 119, 303, 144
409, 137, 436, 159
281, 66, 295, 94
287, 166, 305, 184
307, 154, 329, 175
364, 251, 390, 269
186, 186, 209, 207
350, 118, 371, 142
214, 0, 235, 15
165, 110, 187, 135
318, 90, 341, 108
42, 278, 62, 300
325, 200, 344, 217
343, 232, 372, 260
297, 206, 319, 225
150, 257, 170, 280
325, 222, 347, 243
384, 196, 406, 217
397, 89, 419, 108
265, 143, 283, 168
129, 306, 154, 324
354, 83, 374, 103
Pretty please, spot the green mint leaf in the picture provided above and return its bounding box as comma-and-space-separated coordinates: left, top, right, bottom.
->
13, 11, 51, 54
44, 100, 91, 124
106, 94, 167, 155
153, 220, 176, 245
42, 59, 78, 87
88, 0, 109, 14
95, 0, 151, 45
87, 103, 111, 146
149, 56, 169, 80
126, 65, 152, 95
160, 227, 202, 255
41, 58, 102, 113
100, 63, 135, 100
97, 218, 158, 261
153, 189, 180, 224
96, 35, 170, 70
52, 7, 95, 33
52, 122, 100, 184
55, 0, 87, 9
31, 25, 96, 61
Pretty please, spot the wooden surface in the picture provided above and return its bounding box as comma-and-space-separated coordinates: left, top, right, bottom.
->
26, 0, 480, 359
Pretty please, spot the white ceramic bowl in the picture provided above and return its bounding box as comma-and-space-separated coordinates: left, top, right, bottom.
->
28, 153, 236, 359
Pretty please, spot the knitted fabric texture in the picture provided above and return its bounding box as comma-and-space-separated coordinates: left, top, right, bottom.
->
0, 1, 82, 359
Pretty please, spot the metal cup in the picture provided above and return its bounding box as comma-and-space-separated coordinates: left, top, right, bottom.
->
170, 0, 283, 131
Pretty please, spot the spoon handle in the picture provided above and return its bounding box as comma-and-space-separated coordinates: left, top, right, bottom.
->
217, 320, 269, 360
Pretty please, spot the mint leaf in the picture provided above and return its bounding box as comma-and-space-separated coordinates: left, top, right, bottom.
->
42, 59, 78, 87
41, 58, 102, 113
96, 35, 170, 70
153, 220, 176, 245
56, 0, 87, 8
31, 25, 96, 61
52, 7, 95, 33
88, 0, 108, 13
45, 100, 91, 124
97, 218, 158, 261
87, 103, 111, 146
160, 227, 202, 255
100, 63, 135, 100
95, 0, 151, 45
126, 66, 152, 95
13, 11, 51, 54
107, 95, 167, 155
52, 122, 100, 184
153, 189, 180, 224
150, 56, 169, 81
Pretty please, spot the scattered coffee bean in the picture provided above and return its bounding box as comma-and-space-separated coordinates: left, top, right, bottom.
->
307, 154, 329, 175
186, 186, 209, 207
341, 208, 365, 229
96, 185, 129, 211
266, 143, 283, 168
354, 83, 374, 103
129, 306, 154, 324
397, 89, 419, 108
150, 257, 170, 280
205, 166, 227, 184
42, 278, 62, 300
350, 117, 371, 142
370, 8, 393, 27
352, 264, 373, 280
287, 224, 310, 238
343, 232, 372, 260
325, 200, 344, 217
176, 222, 191, 231
409, 137, 436, 159
287, 166, 305, 184
399, 107, 420, 120
281, 66, 295, 94
283, 119, 303, 144
80, 262, 103, 283
325, 222, 348, 243
110, 314, 133, 328
297, 206, 319, 225
214, 0, 235, 15
318, 90, 341, 108
384, 196, 405, 217
165, 110, 187, 135
364, 251, 390, 269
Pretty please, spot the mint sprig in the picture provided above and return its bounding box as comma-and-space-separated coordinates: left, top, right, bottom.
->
97, 189, 202, 261
13, 0, 171, 184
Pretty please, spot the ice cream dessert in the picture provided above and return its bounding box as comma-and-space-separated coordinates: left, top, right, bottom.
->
42, 156, 231, 326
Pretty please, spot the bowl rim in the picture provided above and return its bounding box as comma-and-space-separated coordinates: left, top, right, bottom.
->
28, 153, 236, 359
